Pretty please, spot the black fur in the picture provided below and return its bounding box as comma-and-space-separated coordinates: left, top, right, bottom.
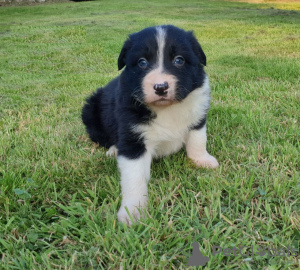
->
82, 25, 207, 159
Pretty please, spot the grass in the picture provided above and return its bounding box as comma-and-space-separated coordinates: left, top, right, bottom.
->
0, 0, 299, 269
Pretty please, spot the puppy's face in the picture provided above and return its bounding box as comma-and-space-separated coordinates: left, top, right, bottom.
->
118, 25, 207, 107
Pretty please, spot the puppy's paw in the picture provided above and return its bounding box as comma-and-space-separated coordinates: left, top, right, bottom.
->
106, 145, 118, 158
117, 199, 147, 226
192, 153, 219, 168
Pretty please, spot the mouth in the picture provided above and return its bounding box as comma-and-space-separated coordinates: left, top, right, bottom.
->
149, 98, 177, 106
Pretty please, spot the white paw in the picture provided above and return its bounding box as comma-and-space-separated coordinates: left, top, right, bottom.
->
192, 153, 219, 168
106, 145, 118, 157
117, 199, 147, 226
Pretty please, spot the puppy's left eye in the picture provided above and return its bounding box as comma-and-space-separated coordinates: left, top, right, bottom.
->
173, 56, 185, 67
138, 58, 149, 69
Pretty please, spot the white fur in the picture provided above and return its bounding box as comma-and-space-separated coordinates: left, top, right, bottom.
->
136, 77, 211, 158
106, 145, 118, 157
186, 126, 219, 168
117, 152, 151, 225
155, 26, 166, 72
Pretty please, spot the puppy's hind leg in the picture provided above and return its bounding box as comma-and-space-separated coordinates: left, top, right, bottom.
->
82, 88, 110, 146
186, 124, 219, 168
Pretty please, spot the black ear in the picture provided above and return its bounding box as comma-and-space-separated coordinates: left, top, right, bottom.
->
189, 32, 206, 66
118, 39, 132, 70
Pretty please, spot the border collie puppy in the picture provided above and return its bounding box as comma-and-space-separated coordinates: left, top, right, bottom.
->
82, 25, 219, 225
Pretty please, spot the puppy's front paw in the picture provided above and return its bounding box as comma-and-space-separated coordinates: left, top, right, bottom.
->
117, 199, 147, 226
192, 153, 219, 168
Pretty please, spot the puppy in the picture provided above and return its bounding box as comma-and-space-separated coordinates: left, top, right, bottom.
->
82, 25, 219, 225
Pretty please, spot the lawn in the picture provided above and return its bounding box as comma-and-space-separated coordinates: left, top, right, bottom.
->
0, 0, 299, 269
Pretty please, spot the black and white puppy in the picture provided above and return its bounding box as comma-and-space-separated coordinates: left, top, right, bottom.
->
82, 25, 219, 225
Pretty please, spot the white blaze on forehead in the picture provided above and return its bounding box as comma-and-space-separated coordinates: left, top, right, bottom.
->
155, 26, 167, 71
142, 26, 178, 105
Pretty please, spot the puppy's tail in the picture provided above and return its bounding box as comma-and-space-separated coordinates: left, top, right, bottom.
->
82, 88, 110, 147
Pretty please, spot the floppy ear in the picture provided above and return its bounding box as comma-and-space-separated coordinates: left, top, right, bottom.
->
118, 39, 132, 71
189, 32, 206, 66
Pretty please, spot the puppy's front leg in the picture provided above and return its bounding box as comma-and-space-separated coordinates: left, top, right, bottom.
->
117, 151, 151, 225
186, 124, 219, 168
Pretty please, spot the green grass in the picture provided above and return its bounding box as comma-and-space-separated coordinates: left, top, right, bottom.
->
0, 0, 299, 269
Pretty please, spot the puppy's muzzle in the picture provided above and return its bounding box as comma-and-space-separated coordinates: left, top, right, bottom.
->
154, 81, 169, 96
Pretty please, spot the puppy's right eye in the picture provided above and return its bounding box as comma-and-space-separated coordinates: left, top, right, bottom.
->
173, 56, 185, 67
138, 58, 148, 69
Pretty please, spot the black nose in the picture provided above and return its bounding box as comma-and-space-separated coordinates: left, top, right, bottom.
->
154, 81, 169, 96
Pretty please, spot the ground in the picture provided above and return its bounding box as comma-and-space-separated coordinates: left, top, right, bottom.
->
0, 0, 299, 269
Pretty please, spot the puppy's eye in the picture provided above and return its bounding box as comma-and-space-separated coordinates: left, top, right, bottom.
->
174, 56, 185, 67
138, 58, 149, 69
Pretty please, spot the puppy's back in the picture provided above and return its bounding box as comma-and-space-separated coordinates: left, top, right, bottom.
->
82, 78, 119, 148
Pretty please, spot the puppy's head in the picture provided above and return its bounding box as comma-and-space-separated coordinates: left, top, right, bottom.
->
118, 25, 207, 107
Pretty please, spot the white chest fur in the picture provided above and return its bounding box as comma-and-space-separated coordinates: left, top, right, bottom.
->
134, 77, 211, 158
